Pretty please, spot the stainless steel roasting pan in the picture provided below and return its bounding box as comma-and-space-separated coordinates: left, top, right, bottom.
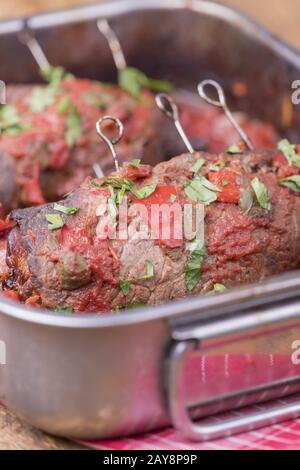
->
1, 0, 300, 442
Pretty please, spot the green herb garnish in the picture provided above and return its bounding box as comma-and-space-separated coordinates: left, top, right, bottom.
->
208, 163, 225, 172
55, 306, 73, 314
0, 105, 18, 124
278, 139, 300, 168
116, 184, 127, 205
66, 109, 82, 147
57, 97, 73, 114
139, 260, 155, 281
131, 183, 157, 200
29, 86, 58, 113
92, 176, 157, 201
279, 175, 300, 193
212, 283, 227, 294
30, 67, 71, 113
0, 105, 30, 135
46, 213, 64, 231
184, 176, 221, 205
53, 203, 79, 215
169, 194, 177, 203
118, 67, 172, 99
206, 283, 227, 295
251, 177, 271, 210
120, 279, 132, 295
185, 240, 205, 292
222, 179, 229, 186
130, 159, 141, 168
40, 66, 72, 84
191, 158, 205, 174
227, 144, 242, 154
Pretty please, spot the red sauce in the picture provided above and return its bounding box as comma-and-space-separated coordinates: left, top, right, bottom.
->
204, 207, 263, 268
208, 170, 240, 204
132, 185, 183, 248
0, 290, 20, 302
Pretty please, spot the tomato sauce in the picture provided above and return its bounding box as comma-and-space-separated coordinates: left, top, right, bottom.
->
208, 170, 240, 204
132, 185, 183, 248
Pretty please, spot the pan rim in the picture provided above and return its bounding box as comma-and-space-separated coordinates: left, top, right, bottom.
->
1, 0, 300, 325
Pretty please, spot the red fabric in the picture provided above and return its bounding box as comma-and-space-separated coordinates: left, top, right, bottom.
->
81, 353, 300, 450
81, 411, 300, 450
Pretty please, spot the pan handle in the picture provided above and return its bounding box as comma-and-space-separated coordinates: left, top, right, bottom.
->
167, 340, 300, 442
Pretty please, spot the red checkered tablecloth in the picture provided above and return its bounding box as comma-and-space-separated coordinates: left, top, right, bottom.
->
82, 406, 300, 450
81, 353, 300, 450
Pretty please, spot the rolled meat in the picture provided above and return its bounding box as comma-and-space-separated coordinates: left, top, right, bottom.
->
2, 148, 300, 313
1, 75, 164, 209
0, 73, 278, 213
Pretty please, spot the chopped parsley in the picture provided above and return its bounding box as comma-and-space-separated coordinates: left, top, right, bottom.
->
138, 260, 155, 281
55, 306, 73, 314
29, 86, 58, 113
92, 176, 157, 201
53, 203, 79, 215
169, 194, 177, 203
251, 177, 271, 211
208, 163, 225, 172
118, 67, 173, 99
227, 144, 242, 154
0, 105, 18, 125
206, 283, 227, 295
57, 97, 73, 114
130, 159, 141, 168
185, 240, 205, 292
184, 175, 221, 205
278, 139, 300, 168
46, 213, 64, 231
30, 67, 72, 113
65, 109, 82, 147
119, 260, 154, 295
131, 183, 157, 200
40, 66, 72, 84
191, 158, 205, 174
116, 184, 127, 205
211, 283, 227, 294
0, 105, 30, 135
279, 175, 300, 193
222, 179, 229, 186
119, 279, 132, 296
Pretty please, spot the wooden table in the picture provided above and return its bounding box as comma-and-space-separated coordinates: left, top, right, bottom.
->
0, 0, 299, 450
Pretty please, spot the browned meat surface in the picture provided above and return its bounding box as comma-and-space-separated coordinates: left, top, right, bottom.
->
0, 74, 279, 214
3, 148, 300, 313
0, 74, 166, 211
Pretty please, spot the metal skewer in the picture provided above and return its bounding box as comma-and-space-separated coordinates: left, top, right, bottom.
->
155, 93, 195, 155
96, 116, 124, 174
18, 22, 51, 71
93, 163, 105, 179
97, 19, 127, 71
198, 79, 254, 151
